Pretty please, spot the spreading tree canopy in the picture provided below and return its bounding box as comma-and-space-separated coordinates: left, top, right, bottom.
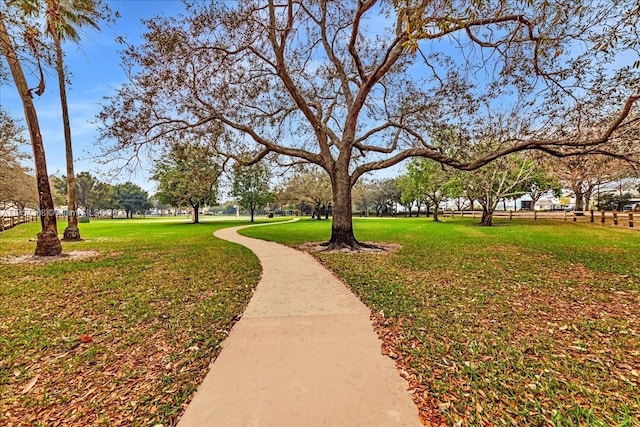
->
99, 0, 639, 248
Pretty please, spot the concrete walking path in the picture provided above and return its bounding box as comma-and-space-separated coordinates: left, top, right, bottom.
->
177, 223, 420, 426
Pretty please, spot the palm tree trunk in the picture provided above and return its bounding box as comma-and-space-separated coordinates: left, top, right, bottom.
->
0, 15, 62, 256
55, 39, 81, 241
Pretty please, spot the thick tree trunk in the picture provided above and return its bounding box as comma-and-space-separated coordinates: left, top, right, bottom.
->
432, 202, 439, 222
328, 167, 358, 249
574, 187, 585, 212
56, 41, 80, 241
191, 203, 200, 223
0, 18, 61, 256
530, 196, 540, 211
479, 207, 494, 226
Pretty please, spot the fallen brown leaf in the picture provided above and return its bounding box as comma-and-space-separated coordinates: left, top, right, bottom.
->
22, 374, 40, 394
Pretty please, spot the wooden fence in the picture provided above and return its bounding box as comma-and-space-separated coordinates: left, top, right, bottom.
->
1, 215, 38, 232
442, 209, 637, 228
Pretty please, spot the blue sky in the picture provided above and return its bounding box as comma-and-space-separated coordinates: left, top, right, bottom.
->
1, 0, 187, 193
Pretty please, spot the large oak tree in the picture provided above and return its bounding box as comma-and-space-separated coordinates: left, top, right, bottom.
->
99, 0, 639, 249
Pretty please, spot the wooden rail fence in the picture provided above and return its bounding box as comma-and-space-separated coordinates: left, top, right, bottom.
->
442, 209, 638, 228
1, 215, 38, 232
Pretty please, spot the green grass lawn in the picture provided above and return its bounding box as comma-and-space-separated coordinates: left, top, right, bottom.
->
0, 217, 263, 426
241, 217, 640, 426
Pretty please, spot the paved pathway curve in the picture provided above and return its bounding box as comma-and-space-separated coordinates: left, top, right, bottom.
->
177, 222, 420, 427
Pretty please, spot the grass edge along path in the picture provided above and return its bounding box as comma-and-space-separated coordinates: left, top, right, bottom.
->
0, 217, 270, 427
240, 217, 640, 427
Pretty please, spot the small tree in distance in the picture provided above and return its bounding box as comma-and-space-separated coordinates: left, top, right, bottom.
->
278, 167, 332, 220
463, 153, 536, 226
402, 158, 456, 222
114, 182, 151, 219
0, 109, 32, 208
525, 163, 562, 211
231, 163, 275, 223
152, 143, 221, 224
3, 169, 38, 212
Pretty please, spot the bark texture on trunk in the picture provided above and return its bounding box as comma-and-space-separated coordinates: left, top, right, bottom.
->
584, 189, 593, 212
479, 207, 494, 226
56, 40, 81, 241
573, 186, 585, 212
328, 167, 359, 249
432, 205, 440, 222
191, 204, 200, 223
63, 221, 80, 241
530, 196, 539, 211
0, 17, 62, 255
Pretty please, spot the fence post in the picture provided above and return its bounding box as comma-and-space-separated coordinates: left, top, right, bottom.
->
600, 210, 605, 224
630, 213, 634, 228
573, 211, 577, 222
534, 210, 537, 220
1, 217, 4, 231
564, 211, 567, 221
613, 211, 618, 225
590, 209, 594, 223
509, 210, 513, 220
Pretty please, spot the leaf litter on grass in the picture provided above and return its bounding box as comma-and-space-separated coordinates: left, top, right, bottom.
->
314, 233, 640, 427
0, 220, 260, 427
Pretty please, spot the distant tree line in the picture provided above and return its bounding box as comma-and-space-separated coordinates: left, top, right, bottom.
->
272, 151, 637, 227
51, 172, 151, 218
